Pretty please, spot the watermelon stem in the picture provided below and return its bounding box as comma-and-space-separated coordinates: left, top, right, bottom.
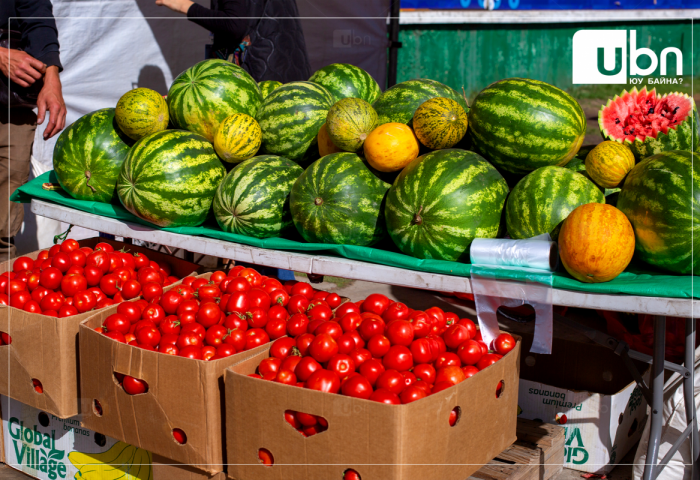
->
314, 197, 324, 206
84, 171, 97, 193
411, 206, 424, 226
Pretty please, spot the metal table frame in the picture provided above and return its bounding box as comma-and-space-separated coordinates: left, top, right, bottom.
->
30, 199, 699, 479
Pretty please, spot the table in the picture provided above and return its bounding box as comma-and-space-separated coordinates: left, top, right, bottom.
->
30, 198, 699, 480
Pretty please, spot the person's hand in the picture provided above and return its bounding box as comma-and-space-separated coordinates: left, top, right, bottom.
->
0, 47, 46, 87
155, 0, 194, 14
37, 66, 66, 140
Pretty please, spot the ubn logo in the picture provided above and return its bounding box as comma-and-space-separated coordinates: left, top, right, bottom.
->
572, 30, 683, 84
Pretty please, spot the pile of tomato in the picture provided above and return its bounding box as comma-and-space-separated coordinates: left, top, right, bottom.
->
0, 239, 181, 324
251, 291, 516, 406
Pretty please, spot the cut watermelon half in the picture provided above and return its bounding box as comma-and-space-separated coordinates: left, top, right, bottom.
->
598, 87, 698, 160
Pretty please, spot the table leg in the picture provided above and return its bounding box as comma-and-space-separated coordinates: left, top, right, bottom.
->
684, 319, 699, 479
643, 315, 666, 480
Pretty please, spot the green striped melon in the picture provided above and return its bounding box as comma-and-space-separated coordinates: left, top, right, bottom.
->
167, 59, 262, 143
413, 97, 468, 150
326, 98, 378, 152
599, 87, 699, 161
115, 88, 169, 140
385, 149, 508, 261
617, 150, 699, 274
256, 81, 335, 163
309, 64, 382, 104
116, 130, 225, 228
505, 166, 605, 240
53, 108, 131, 203
259, 80, 283, 99
290, 152, 390, 245
584, 141, 635, 188
213, 155, 303, 238
372, 79, 469, 126
468, 78, 586, 175
213, 113, 262, 163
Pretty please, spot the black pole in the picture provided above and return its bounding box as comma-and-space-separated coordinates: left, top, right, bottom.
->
387, 0, 401, 88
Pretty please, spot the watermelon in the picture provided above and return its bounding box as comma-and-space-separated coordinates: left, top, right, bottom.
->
213, 113, 262, 163
385, 149, 508, 262
167, 59, 262, 143
53, 108, 131, 203
372, 79, 469, 126
309, 63, 382, 104
326, 98, 378, 152
115, 88, 169, 140
505, 166, 605, 240
290, 152, 390, 246
213, 155, 303, 238
617, 150, 700, 274
468, 78, 586, 175
256, 81, 335, 163
259, 80, 282, 99
116, 130, 225, 228
413, 97, 468, 150
598, 87, 699, 160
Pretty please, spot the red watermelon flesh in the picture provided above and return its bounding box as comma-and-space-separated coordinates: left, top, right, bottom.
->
600, 87, 691, 142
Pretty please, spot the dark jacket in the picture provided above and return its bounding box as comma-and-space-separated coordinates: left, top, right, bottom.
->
1, 0, 62, 70
187, 0, 311, 83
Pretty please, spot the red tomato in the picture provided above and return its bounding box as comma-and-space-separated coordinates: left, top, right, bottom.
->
385, 319, 414, 346
295, 333, 315, 356
476, 353, 502, 371
443, 324, 472, 350
73, 290, 97, 313
204, 325, 228, 346
308, 333, 339, 363
119, 280, 140, 300
457, 340, 483, 366
269, 337, 296, 360
178, 346, 202, 360
39, 267, 63, 290
141, 304, 166, 325
436, 365, 466, 386
376, 369, 405, 395
493, 333, 516, 355
244, 328, 270, 350
159, 316, 182, 335
104, 313, 130, 335
116, 302, 141, 323
51, 252, 72, 273
104, 331, 125, 343
341, 374, 373, 399
216, 344, 236, 358
223, 313, 248, 332
361, 293, 390, 316
409, 338, 434, 364
57, 304, 77, 318
314, 321, 343, 340
9, 291, 31, 309
136, 327, 161, 347
305, 369, 340, 393
382, 345, 413, 372
382, 302, 410, 323
327, 353, 355, 377
457, 318, 477, 339
197, 283, 222, 303
434, 352, 461, 369
335, 302, 360, 319
177, 332, 202, 350
40, 292, 64, 311
358, 358, 385, 386
87, 250, 111, 274
247, 306, 268, 329
30, 287, 49, 304
237, 268, 261, 287
325, 293, 342, 309
358, 317, 385, 341
23, 300, 42, 314
137, 267, 162, 286
337, 332, 358, 355
265, 318, 286, 340
281, 355, 301, 373
196, 303, 222, 328
226, 291, 249, 314
160, 344, 179, 356
140, 282, 162, 303
223, 329, 246, 351
84, 266, 103, 286
368, 389, 400, 405
177, 299, 199, 316
291, 282, 314, 300
413, 363, 436, 384
294, 357, 322, 382
462, 365, 479, 378
366, 334, 390, 358
275, 369, 297, 385
225, 276, 251, 294
287, 313, 309, 337
12, 256, 34, 272
269, 289, 289, 307
286, 294, 309, 314
60, 274, 87, 297
258, 357, 282, 377
399, 385, 426, 404
425, 306, 446, 335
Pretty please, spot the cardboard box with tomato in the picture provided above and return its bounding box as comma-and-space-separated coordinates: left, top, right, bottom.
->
223, 339, 521, 480
0, 394, 225, 480
0, 238, 201, 419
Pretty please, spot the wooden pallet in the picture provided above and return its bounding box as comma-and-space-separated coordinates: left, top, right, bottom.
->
469, 419, 566, 480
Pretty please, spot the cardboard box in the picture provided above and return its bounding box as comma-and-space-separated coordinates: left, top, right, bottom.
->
79, 302, 270, 475
516, 332, 648, 474
224, 339, 521, 480
0, 394, 224, 480
0, 238, 201, 419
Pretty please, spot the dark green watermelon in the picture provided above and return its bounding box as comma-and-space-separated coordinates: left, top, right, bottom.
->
53, 108, 131, 203
309, 63, 382, 104
468, 78, 586, 175
372, 79, 469, 126
617, 150, 700, 274
505, 166, 605, 240
385, 149, 508, 261
290, 152, 390, 246
213, 155, 303, 238
116, 130, 225, 228
167, 59, 262, 143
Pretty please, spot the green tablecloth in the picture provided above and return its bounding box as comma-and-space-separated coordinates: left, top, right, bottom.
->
13, 171, 697, 300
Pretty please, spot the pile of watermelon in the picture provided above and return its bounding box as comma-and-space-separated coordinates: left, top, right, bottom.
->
50, 59, 698, 281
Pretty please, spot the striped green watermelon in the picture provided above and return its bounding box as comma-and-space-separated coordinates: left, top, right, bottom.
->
257, 81, 335, 163
116, 130, 225, 228
213, 155, 303, 238
468, 78, 586, 175
115, 88, 169, 140
53, 108, 131, 203
385, 149, 508, 261
290, 152, 390, 245
308, 63, 382, 104
259, 80, 282, 99
167, 59, 262, 143
372, 79, 469, 126
598, 87, 699, 160
505, 166, 605, 240
617, 150, 699, 274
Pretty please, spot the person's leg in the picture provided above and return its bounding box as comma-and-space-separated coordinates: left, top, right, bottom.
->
0, 108, 37, 260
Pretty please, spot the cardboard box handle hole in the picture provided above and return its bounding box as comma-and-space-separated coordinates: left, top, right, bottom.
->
496, 380, 505, 399
172, 428, 187, 445
343, 468, 361, 480
93, 399, 103, 417
449, 406, 461, 427
284, 410, 329, 437
258, 448, 274, 466
31, 378, 43, 394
